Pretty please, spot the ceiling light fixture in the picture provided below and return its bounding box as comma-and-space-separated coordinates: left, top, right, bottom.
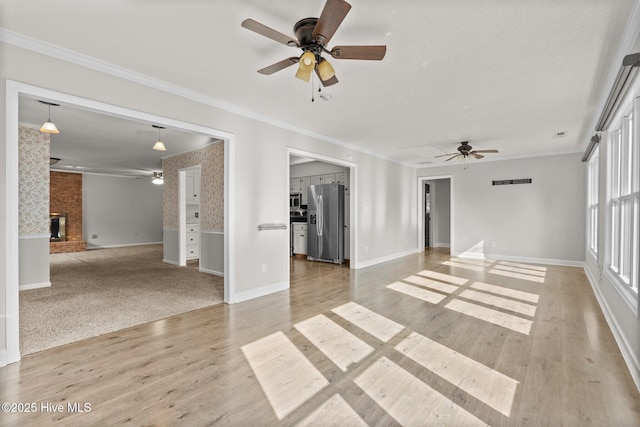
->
152, 125, 166, 151
152, 172, 164, 185
295, 51, 317, 82
38, 100, 60, 134
316, 57, 335, 81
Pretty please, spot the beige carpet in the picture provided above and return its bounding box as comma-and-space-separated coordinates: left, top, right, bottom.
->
19, 244, 224, 355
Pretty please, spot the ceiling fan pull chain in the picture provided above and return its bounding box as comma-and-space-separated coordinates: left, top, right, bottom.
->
311, 74, 315, 102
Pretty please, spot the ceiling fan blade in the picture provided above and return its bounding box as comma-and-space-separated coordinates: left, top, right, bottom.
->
315, 68, 339, 86
445, 154, 460, 162
472, 153, 485, 159
257, 57, 299, 75
471, 149, 499, 154
312, 0, 352, 45
241, 19, 299, 47
330, 45, 387, 60
434, 152, 457, 158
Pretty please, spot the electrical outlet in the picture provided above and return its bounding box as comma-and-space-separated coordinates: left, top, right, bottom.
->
365, 246, 369, 254
491, 241, 496, 248
261, 264, 267, 273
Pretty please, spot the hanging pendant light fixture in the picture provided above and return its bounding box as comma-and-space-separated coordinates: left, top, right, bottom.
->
152, 171, 164, 185
152, 125, 166, 151
38, 100, 60, 134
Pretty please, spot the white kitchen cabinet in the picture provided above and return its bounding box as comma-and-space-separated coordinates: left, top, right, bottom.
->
335, 172, 346, 186
290, 178, 301, 193
300, 177, 310, 204
310, 175, 323, 186
292, 223, 308, 255
186, 224, 200, 260
185, 173, 200, 204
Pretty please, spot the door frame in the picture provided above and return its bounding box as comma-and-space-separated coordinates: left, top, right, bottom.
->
4, 80, 235, 366
286, 147, 357, 278
417, 175, 453, 252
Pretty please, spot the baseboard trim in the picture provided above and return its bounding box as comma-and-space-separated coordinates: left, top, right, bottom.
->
163, 258, 180, 266
452, 251, 585, 267
354, 248, 421, 270
200, 267, 224, 277
584, 265, 640, 392
433, 243, 451, 248
87, 242, 163, 250
19, 281, 51, 291
226, 281, 288, 304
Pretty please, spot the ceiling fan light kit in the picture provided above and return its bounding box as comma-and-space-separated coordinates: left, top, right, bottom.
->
152, 171, 164, 185
241, 0, 386, 91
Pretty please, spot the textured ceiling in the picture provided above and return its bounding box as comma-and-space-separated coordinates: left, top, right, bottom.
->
4, 0, 639, 171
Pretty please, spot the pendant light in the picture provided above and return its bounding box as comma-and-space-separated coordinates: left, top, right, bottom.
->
152, 171, 164, 185
152, 125, 166, 151
38, 100, 60, 134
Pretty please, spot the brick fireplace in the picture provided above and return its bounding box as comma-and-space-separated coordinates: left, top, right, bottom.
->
50, 171, 87, 253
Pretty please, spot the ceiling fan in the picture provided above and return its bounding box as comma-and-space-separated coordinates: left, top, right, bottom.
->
241, 0, 386, 87
435, 141, 499, 161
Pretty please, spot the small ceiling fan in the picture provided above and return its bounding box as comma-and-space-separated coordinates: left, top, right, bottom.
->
241, 0, 386, 87
435, 141, 499, 161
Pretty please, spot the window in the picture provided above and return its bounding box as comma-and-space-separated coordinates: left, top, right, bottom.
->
607, 111, 639, 297
587, 146, 599, 255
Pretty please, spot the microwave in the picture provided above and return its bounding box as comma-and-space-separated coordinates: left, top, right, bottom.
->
290, 192, 302, 209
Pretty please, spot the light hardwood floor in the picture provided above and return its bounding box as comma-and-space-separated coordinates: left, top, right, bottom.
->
1, 248, 639, 426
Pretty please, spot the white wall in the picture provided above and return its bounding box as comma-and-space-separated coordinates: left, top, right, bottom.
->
83, 174, 163, 248
418, 153, 586, 264
290, 160, 348, 178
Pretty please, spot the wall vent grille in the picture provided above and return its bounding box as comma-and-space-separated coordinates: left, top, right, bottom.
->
492, 178, 532, 186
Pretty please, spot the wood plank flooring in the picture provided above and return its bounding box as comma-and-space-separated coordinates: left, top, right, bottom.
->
1, 248, 639, 426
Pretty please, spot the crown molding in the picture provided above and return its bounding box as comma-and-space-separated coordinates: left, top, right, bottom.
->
0, 27, 415, 169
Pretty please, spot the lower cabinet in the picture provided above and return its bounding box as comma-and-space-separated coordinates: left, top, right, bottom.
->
186, 224, 199, 260
292, 223, 307, 255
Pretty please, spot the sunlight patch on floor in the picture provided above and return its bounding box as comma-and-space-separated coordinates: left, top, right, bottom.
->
499, 260, 547, 272
404, 274, 460, 294
445, 299, 533, 335
443, 260, 487, 272
241, 331, 329, 419
354, 357, 488, 426
387, 281, 447, 304
295, 394, 367, 427
470, 281, 540, 303
449, 257, 495, 268
458, 289, 537, 317
294, 314, 374, 372
492, 264, 546, 277
395, 332, 518, 416
418, 269, 469, 285
489, 268, 545, 283
332, 302, 404, 342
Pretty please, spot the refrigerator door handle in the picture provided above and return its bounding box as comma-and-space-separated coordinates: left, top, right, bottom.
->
317, 195, 323, 237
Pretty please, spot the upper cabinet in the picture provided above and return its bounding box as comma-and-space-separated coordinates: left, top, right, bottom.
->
185, 172, 200, 204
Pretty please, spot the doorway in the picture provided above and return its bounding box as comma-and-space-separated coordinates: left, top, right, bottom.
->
287, 148, 357, 282
5, 81, 234, 365
418, 176, 453, 252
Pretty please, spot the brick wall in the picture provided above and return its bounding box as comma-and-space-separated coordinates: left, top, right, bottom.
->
50, 171, 86, 253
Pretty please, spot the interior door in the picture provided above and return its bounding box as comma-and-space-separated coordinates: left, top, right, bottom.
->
425, 183, 431, 248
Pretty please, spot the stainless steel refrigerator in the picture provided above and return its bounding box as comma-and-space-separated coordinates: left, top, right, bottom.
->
307, 183, 345, 264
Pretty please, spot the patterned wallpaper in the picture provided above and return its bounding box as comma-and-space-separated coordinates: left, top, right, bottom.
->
163, 142, 224, 231
18, 126, 50, 235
